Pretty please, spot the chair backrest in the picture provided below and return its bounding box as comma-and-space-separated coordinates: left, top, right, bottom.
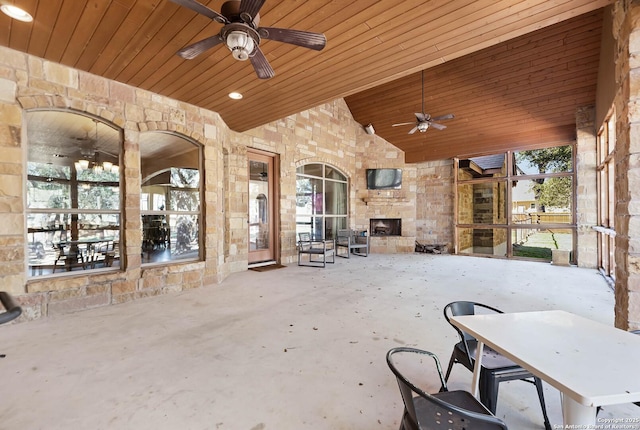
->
386, 347, 508, 430
443, 301, 503, 343
298, 232, 311, 242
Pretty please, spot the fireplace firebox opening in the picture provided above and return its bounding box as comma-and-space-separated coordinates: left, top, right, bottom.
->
370, 218, 401, 236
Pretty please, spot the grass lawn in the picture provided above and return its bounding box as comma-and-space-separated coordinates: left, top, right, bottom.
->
513, 230, 571, 260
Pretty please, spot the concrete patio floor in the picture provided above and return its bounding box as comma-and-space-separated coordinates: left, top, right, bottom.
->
1, 254, 639, 430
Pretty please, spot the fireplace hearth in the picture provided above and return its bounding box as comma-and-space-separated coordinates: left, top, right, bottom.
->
370, 218, 401, 236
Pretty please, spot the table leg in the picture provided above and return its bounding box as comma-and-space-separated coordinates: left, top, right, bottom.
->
561, 394, 596, 426
471, 340, 484, 398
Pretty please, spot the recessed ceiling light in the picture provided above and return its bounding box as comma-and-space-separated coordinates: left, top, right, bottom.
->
228, 92, 243, 100
1, 4, 33, 22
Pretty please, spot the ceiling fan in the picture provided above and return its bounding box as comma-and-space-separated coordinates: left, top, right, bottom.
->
392, 70, 454, 134
169, 0, 327, 79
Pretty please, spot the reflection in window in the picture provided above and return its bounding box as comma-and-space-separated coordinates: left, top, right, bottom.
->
140, 132, 201, 264
296, 163, 347, 240
456, 144, 575, 262
458, 228, 507, 256
458, 154, 506, 179
457, 182, 506, 225
26, 111, 121, 277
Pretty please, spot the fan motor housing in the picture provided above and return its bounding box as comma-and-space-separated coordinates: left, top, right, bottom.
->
221, 0, 260, 27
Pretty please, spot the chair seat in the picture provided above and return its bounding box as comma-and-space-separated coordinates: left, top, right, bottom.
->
413, 394, 499, 430
433, 390, 493, 415
460, 341, 527, 371
306, 247, 332, 254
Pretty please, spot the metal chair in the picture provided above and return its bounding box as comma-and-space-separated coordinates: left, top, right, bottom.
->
0, 291, 22, 358
297, 232, 335, 267
443, 301, 552, 430
386, 347, 508, 430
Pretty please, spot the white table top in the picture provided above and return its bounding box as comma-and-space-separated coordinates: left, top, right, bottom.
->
450, 310, 640, 407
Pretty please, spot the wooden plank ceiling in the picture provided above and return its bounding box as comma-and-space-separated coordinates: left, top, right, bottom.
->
0, 0, 611, 162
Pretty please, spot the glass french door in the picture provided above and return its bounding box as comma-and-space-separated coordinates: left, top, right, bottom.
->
248, 151, 276, 264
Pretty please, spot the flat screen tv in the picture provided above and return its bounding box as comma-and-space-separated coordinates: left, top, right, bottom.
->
366, 168, 402, 190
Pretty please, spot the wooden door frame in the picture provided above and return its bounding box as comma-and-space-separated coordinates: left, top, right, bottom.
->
247, 149, 280, 264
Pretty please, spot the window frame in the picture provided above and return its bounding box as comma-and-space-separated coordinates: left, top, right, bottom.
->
26, 110, 123, 277
595, 108, 616, 284
296, 163, 348, 240
455, 145, 576, 261
139, 132, 203, 265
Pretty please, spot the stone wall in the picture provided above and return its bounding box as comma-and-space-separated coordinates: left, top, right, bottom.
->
415, 160, 455, 250
0, 46, 428, 321
611, 0, 640, 330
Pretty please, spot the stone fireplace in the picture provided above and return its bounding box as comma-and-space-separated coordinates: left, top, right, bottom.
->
370, 218, 402, 236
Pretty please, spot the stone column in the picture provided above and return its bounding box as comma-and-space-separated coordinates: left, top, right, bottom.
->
612, 0, 640, 329
575, 106, 598, 268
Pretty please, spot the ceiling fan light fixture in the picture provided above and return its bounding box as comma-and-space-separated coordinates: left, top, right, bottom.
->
418, 122, 429, 132
78, 159, 90, 169
1, 4, 33, 22
226, 31, 254, 61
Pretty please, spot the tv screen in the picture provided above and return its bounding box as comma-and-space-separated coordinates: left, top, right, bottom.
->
366, 168, 402, 190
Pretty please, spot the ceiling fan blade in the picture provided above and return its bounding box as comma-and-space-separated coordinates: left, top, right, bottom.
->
408, 126, 418, 134
431, 113, 454, 121
392, 122, 414, 127
250, 47, 275, 79
239, 0, 266, 23
177, 35, 224, 59
258, 27, 327, 51
427, 121, 446, 130
415, 113, 427, 121
169, 0, 229, 24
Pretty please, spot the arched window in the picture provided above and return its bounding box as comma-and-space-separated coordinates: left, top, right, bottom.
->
140, 132, 202, 264
296, 163, 348, 240
26, 111, 122, 276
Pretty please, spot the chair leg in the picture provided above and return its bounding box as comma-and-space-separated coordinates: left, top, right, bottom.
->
534, 377, 552, 430
444, 351, 456, 382
479, 372, 499, 414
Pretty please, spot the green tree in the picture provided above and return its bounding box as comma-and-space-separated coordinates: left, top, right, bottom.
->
516, 146, 572, 210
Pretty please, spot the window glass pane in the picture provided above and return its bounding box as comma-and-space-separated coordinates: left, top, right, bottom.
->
457, 228, 507, 256
78, 184, 120, 210
325, 217, 347, 240
511, 228, 572, 261
514, 145, 573, 175
27, 162, 69, 180
172, 214, 199, 257
296, 177, 323, 215
511, 178, 572, 223
457, 182, 506, 225
296, 163, 347, 240
458, 154, 506, 180
607, 161, 615, 228
325, 181, 347, 215
296, 216, 323, 240
26, 111, 121, 277
608, 117, 615, 155
140, 133, 201, 264
296, 163, 323, 177
27, 212, 120, 274
170, 187, 200, 212
325, 165, 346, 181
27, 177, 71, 209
